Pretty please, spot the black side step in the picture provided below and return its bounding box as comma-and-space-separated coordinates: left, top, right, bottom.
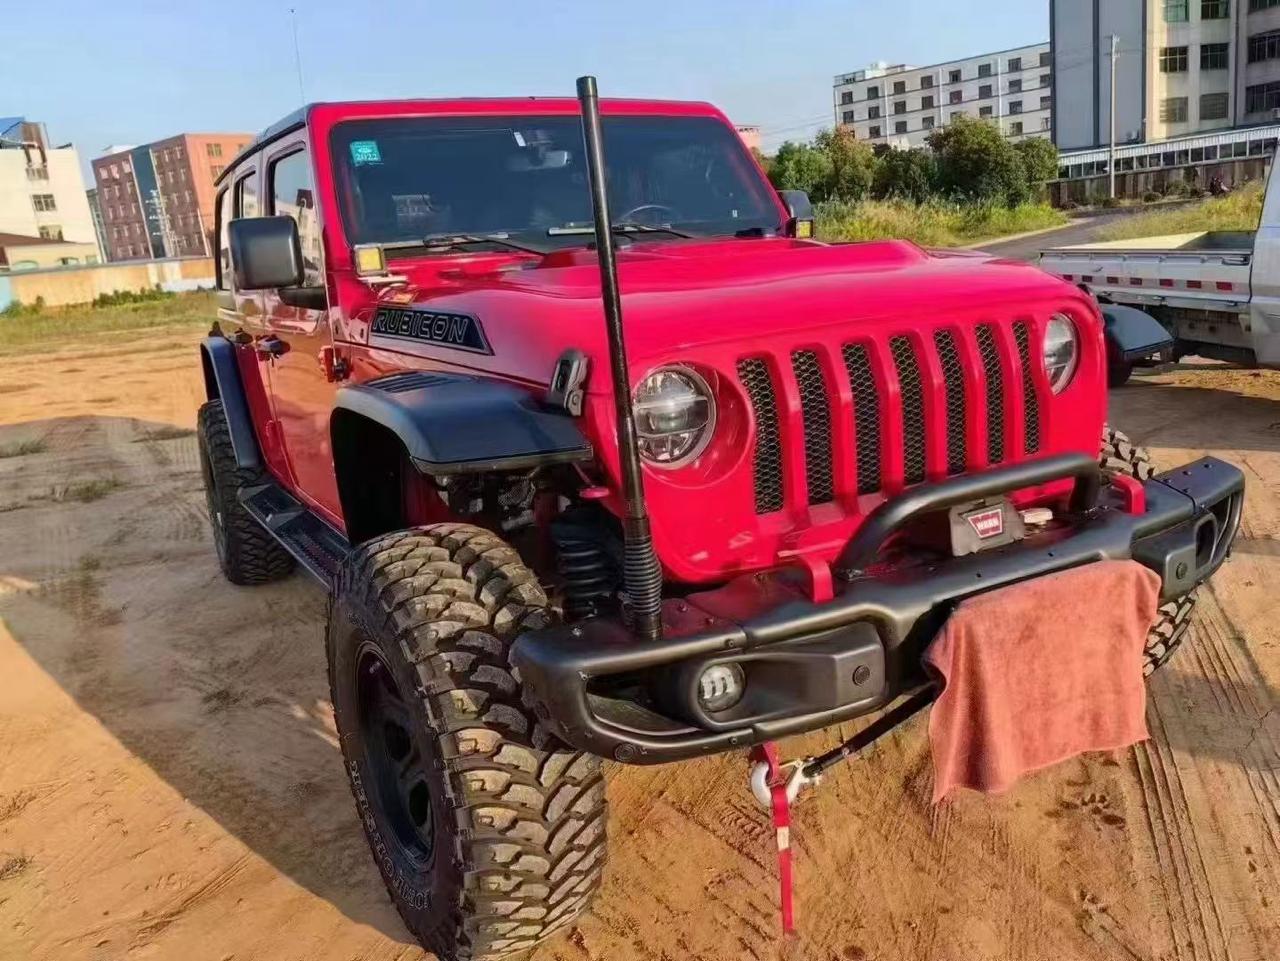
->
239, 482, 351, 589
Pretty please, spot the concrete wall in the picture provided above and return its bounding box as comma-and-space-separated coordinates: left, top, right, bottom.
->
0, 256, 214, 310
1051, 0, 1146, 150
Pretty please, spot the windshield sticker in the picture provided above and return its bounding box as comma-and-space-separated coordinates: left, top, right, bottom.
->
370, 308, 492, 355
350, 140, 382, 165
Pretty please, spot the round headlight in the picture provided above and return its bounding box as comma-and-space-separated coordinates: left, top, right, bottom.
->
632, 366, 716, 468
1043, 313, 1079, 394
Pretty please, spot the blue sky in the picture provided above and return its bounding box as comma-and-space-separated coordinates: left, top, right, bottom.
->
5, 0, 1046, 177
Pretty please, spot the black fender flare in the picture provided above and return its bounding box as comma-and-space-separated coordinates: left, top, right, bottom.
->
199, 336, 262, 470
332, 371, 594, 477
1100, 304, 1174, 363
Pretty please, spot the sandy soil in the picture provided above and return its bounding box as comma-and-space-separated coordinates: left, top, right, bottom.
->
0, 333, 1278, 961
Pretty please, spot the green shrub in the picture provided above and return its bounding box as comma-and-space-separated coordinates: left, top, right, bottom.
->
815, 198, 1065, 247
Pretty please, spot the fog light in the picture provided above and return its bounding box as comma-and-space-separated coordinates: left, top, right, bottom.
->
697, 663, 745, 713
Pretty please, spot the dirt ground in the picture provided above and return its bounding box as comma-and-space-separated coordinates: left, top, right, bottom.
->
1, 329, 1278, 961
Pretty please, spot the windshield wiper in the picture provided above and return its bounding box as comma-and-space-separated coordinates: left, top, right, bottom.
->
547, 222, 697, 239
420, 233, 547, 256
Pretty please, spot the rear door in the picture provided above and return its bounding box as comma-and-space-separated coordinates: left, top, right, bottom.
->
259, 135, 344, 524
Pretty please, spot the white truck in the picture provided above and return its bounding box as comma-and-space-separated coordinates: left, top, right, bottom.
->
1038, 173, 1280, 383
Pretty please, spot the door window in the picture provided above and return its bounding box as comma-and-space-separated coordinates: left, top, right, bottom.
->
269, 148, 322, 286
216, 186, 232, 289
235, 170, 259, 217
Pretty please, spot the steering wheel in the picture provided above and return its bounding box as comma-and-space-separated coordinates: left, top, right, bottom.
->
614, 203, 680, 225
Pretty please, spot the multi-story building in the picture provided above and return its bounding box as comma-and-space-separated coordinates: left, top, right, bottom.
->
92, 132, 251, 262
832, 43, 1054, 149
0, 118, 97, 252
1053, 0, 1280, 151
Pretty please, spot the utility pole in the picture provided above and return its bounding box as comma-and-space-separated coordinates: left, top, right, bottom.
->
1109, 34, 1119, 200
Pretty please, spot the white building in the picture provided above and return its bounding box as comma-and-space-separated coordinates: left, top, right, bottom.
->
833, 43, 1054, 149
0, 119, 98, 255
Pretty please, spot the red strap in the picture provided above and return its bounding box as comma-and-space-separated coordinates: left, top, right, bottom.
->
750, 741, 795, 936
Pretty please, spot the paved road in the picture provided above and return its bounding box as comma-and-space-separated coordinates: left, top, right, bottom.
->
974, 211, 1130, 261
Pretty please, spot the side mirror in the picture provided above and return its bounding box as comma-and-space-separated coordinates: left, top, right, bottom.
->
229, 216, 303, 290
779, 190, 816, 239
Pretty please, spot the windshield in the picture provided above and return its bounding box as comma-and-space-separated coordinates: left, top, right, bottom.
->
329, 114, 780, 249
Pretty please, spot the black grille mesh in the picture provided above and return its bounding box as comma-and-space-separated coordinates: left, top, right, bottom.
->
1013, 322, 1042, 454
791, 350, 835, 505
975, 325, 1006, 463
933, 330, 966, 475
738, 358, 784, 513
842, 344, 881, 495
890, 336, 927, 485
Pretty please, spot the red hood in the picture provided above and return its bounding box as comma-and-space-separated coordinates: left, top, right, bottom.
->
356, 237, 1079, 382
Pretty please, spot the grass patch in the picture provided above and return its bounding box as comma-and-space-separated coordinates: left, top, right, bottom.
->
0, 439, 47, 459
0, 854, 30, 881
816, 199, 1066, 248
56, 478, 125, 503
1097, 182, 1265, 241
0, 290, 213, 353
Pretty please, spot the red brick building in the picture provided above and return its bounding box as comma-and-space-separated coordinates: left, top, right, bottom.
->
92, 132, 251, 262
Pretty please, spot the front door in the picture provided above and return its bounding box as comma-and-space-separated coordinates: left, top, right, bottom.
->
258, 137, 344, 527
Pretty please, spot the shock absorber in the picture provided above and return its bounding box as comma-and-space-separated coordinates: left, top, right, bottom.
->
555, 537, 615, 620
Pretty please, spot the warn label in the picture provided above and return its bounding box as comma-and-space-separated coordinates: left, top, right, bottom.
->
965, 506, 1006, 540
369, 307, 491, 355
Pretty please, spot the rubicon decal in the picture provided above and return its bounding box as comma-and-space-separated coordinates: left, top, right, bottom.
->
370, 307, 492, 355
965, 506, 1005, 540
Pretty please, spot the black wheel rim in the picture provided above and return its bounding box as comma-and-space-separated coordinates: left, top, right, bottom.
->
199, 439, 228, 562
355, 643, 436, 867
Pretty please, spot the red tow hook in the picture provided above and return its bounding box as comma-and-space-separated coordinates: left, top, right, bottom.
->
748, 742, 817, 937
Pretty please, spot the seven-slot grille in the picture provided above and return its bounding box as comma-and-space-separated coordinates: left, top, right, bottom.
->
739, 321, 1044, 513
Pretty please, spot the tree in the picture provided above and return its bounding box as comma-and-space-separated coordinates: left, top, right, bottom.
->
768, 140, 834, 199
749, 146, 772, 178
1014, 137, 1059, 185
814, 127, 877, 202
872, 148, 937, 202
927, 116, 1029, 206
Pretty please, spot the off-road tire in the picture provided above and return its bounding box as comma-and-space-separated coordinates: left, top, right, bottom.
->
197, 399, 294, 585
1099, 425, 1196, 675
327, 524, 606, 961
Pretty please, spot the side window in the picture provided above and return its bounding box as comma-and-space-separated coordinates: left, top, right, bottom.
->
235, 169, 259, 218
269, 147, 322, 286
216, 187, 232, 290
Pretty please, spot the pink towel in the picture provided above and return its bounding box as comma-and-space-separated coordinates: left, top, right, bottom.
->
924, 560, 1161, 803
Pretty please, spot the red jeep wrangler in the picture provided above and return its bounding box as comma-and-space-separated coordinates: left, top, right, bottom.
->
198, 78, 1243, 959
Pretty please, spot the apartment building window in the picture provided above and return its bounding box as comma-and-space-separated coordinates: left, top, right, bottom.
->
122, 160, 131, 173
1008, 57, 1022, 72
894, 120, 908, 134
1246, 80, 1280, 112
949, 68, 962, 83
1160, 46, 1189, 72
211, 164, 225, 178
978, 62, 992, 78
951, 110, 966, 120
1008, 100, 1023, 115
1249, 0, 1279, 9
921, 95, 935, 109
1041, 117, 1052, 130
133, 223, 142, 237
1040, 72, 1051, 87
38, 225, 63, 240
893, 80, 906, 94
1201, 92, 1230, 119
922, 116, 935, 129
1160, 96, 1189, 122
869, 125, 882, 138
1164, 0, 1189, 20
949, 90, 963, 104
1041, 95, 1052, 110
25, 165, 48, 181
894, 100, 907, 114
979, 105, 994, 117
1202, 42, 1230, 69
842, 110, 855, 124
868, 105, 881, 119
1010, 121, 1024, 135
867, 85, 879, 100
109, 163, 118, 177
1009, 79, 1022, 94
31, 194, 56, 212
207, 143, 223, 158
841, 91, 853, 105
921, 75, 934, 89
979, 84, 993, 99
1249, 31, 1280, 63
1202, 0, 1229, 15
1039, 51, 1051, 67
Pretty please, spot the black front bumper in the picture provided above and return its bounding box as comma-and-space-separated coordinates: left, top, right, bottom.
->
512, 455, 1244, 765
